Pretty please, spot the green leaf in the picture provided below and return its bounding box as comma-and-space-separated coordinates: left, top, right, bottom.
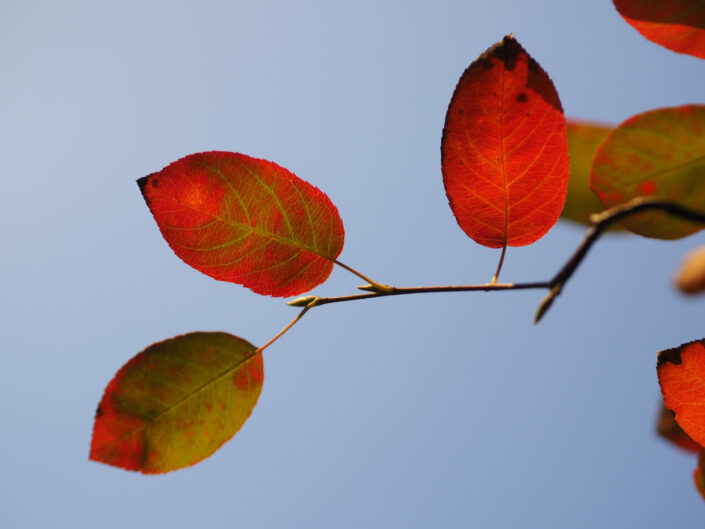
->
561, 121, 614, 227
90, 332, 263, 474
590, 105, 705, 239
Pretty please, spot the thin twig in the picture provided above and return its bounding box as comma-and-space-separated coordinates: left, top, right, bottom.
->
284, 198, 705, 329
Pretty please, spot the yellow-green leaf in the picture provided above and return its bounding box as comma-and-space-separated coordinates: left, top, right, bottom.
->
90, 332, 263, 474
590, 105, 705, 239
561, 121, 613, 226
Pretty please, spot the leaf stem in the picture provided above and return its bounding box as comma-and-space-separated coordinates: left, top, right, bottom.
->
290, 199, 705, 323
491, 244, 507, 284
256, 301, 316, 354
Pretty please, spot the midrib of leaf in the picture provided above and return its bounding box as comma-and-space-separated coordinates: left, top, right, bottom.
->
162, 187, 338, 262
207, 160, 335, 260
99, 347, 260, 454
499, 61, 508, 246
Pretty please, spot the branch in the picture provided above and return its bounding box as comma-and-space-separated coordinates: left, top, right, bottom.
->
534, 197, 705, 322
286, 198, 705, 324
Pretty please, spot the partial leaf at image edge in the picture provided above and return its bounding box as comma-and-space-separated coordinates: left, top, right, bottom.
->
657, 339, 705, 450
441, 35, 569, 249
590, 105, 705, 239
674, 245, 705, 295
561, 121, 616, 227
139, 151, 345, 297
614, 0, 705, 59
90, 332, 263, 474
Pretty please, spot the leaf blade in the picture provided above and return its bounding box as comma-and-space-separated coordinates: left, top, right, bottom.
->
441, 35, 569, 248
590, 105, 705, 239
139, 152, 345, 297
657, 339, 705, 450
561, 121, 614, 226
614, 0, 705, 59
90, 332, 263, 474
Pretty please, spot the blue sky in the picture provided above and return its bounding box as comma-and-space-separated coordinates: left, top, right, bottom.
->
2, 1, 705, 527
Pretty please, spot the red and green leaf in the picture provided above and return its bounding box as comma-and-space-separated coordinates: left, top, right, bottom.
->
590, 105, 705, 239
614, 0, 705, 59
561, 121, 614, 226
90, 332, 263, 474
675, 245, 705, 295
441, 35, 569, 248
657, 339, 705, 449
656, 401, 703, 454
139, 152, 345, 297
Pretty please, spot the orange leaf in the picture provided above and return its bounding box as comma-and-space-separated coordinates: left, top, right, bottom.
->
656, 401, 703, 454
657, 339, 705, 449
614, 0, 705, 59
674, 245, 705, 295
90, 332, 263, 474
590, 105, 705, 239
139, 152, 345, 297
441, 35, 569, 248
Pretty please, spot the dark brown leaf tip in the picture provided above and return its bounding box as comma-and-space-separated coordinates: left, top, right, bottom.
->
492, 34, 523, 71
658, 345, 684, 368
137, 174, 151, 196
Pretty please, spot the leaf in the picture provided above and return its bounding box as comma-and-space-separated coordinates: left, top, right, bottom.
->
656, 401, 703, 454
695, 451, 705, 501
561, 121, 614, 226
614, 0, 705, 59
675, 245, 705, 295
590, 105, 705, 239
657, 339, 705, 449
441, 35, 569, 248
138, 152, 345, 297
90, 332, 263, 474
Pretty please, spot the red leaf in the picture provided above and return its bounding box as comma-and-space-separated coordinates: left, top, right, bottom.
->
441, 35, 569, 248
139, 152, 345, 297
90, 332, 263, 474
614, 0, 705, 59
657, 339, 705, 449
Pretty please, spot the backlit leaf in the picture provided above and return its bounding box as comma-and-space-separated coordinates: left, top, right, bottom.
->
561, 121, 613, 226
657, 339, 705, 449
90, 332, 263, 474
656, 401, 703, 454
614, 0, 705, 59
441, 35, 569, 248
695, 451, 705, 501
139, 152, 345, 297
590, 105, 705, 239
674, 245, 705, 295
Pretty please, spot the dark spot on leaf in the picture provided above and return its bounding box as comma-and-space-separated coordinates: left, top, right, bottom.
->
95, 405, 104, 419
458, 109, 464, 115
516, 93, 528, 103
151, 178, 160, 188
658, 345, 684, 368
